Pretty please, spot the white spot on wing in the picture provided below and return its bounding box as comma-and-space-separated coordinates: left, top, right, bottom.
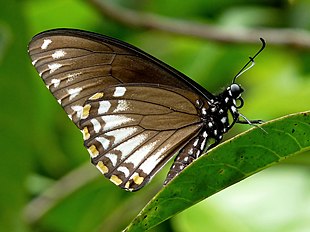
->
113, 87, 126, 97
106, 127, 138, 146
98, 101, 111, 114
139, 145, 169, 173
68, 87, 82, 101
52, 50, 66, 59
102, 115, 134, 131
96, 137, 110, 150
41, 39, 52, 49
51, 78, 60, 88
32, 60, 38, 65
105, 153, 118, 166
113, 100, 129, 113
125, 141, 158, 167
117, 166, 130, 178
91, 118, 101, 133
67, 72, 82, 83
71, 105, 83, 119
114, 134, 148, 160
48, 63, 62, 73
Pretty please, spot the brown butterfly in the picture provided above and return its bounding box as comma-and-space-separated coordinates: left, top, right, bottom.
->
28, 29, 265, 191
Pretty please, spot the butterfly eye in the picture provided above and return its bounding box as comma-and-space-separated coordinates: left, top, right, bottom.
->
230, 83, 243, 99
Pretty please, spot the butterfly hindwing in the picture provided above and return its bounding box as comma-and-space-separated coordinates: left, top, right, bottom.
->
80, 85, 204, 191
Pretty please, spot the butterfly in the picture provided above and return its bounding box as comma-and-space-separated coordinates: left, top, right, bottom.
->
28, 29, 265, 191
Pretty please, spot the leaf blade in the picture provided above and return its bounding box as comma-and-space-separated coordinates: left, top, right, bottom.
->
125, 111, 310, 232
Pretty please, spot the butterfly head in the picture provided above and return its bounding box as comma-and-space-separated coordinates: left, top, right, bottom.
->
227, 83, 244, 109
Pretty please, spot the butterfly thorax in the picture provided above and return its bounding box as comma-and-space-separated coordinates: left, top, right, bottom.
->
199, 83, 243, 142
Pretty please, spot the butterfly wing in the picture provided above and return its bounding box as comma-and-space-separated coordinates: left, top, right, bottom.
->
28, 29, 213, 125
28, 29, 212, 191
80, 84, 203, 191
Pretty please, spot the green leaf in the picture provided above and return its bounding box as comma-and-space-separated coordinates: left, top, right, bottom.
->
124, 111, 310, 232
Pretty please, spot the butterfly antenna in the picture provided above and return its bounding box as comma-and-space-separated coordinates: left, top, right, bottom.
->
233, 38, 266, 83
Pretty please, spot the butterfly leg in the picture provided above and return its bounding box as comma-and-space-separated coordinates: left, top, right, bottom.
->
237, 113, 266, 133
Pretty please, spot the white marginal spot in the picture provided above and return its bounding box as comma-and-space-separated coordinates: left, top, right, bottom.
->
113, 87, 126, 97
114, 134, 148, 160
68, 87, 82, 101
214, 129, 218, 136
96, 137, 110, 150
51, 78, 60, 88
113, 100, 129, 113
106, 127, 138, 146
57, 99, 62, 104
52, 50, 66, 59
208, 122, 213, 128
48, 63, 62, 73
105, 153, 118, 167
41, 39, 52, 49
117, 166, 130, 178
225, 97, 229, 103
32, 60, 38, 65
91, 118, 101, 133
71, 105, 83, 119
98, 101, 111, 114
102, 115, 134, 131
139, 145, 169, 173
125, 141, 158, 167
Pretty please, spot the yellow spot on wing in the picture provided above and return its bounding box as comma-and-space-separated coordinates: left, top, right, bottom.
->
110, 175, 122, 185
82, 127, 90, 140
89, 92, 104, 100
82, 104, 91, 119
96, 161, 109, 174
132, 173, 144, 185
125, 181, 130, 189
88, 144, 99, 158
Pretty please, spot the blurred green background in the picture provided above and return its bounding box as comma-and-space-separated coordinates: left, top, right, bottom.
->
1, 0, 309, 231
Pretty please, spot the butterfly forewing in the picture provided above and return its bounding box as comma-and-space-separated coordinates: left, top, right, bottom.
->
28, 29, 213, 125
80, 85, 203, 191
